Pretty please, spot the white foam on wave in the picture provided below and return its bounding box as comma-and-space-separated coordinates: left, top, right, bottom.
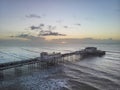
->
20, 76, 68, 90
0, 71, 68, 90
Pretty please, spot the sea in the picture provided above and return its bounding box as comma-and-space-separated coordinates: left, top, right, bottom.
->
0, 43, 120, 90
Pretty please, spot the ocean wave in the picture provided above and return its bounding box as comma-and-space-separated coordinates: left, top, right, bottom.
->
68, 79, 99, 90
62, 62, 120, 86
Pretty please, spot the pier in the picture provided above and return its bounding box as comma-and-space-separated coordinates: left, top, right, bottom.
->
0, 51, 80, 71
0, 47, 105, 78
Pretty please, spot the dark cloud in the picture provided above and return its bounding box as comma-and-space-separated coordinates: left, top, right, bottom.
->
75, 23, 81, 26
47, 25, 56, 31
30, 25, 41, 30
26, 14, 41, 18
51, 26, 56, 30
29, 24, 56, 31
64, 26, 68, 28
48, 25, 52, 30
30, 23, 45, 30
40, 23, 44, 27
16, 33, 29, 38
10, 33, 45, 40
39, 31, 66, 36
29, 24, 65, 36
10, 33, 29, 38
29, 23, 56, 31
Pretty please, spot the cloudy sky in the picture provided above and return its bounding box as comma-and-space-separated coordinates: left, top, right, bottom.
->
0, 0, 120, 42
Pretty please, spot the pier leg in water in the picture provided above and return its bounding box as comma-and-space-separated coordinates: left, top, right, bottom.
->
14, 67, 22, 77
44, 62, 47, 68
58, 57, 61, 63
0, 70, 4, 80
55, 58, 57, 65
71, 55, 73, 62
28, 64, 31, 72
73, 55, 75, 60
76, 54, 79, 60
74, 55, 76, 61
44, 62, 47, 69
61, 57, 62, 63
66, 56, 69, 61
69, 56, 71, 61
57, 58, 59, 64
40, 62, 43, 68
62, 57, 65, 63
68, 56, 70, 61
53, 58, 56, 65
37, 62, 41, 68
28, 63, 35, 70
58, 58, 61, 64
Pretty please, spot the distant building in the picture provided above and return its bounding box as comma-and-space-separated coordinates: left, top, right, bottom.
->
40, 52, 61, 60
79, 47, 105, 57
84, 47, 97, 53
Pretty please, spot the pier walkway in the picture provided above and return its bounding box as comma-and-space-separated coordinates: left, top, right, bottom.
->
0, 47, 105, 79
0, 51, 80, 71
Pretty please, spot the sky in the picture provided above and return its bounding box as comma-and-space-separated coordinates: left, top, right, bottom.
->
0, 0, 120, 42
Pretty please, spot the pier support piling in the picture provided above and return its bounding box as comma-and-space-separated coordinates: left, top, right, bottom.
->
14, 67, 22, 77
0, 70, 4, 80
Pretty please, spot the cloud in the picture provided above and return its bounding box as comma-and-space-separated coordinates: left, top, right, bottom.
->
30, 25, 41, 30
29, 24, 65, 36
28, 24, 66, 36
29, 24, 56, 31
64, 26, 68, 28
16, 33, 29, 38
48, 25, 52, 30
10, 33, 29, 38
1, 37, 119, 47
48, 25, 56, 30
75, 23, 81, 26
52, 38, 120, 44
10, 33, 45, 40
29, 23, 45, 30
26, 14, 41, 18
40, 23, 44, 27
39, 31, 66, 36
